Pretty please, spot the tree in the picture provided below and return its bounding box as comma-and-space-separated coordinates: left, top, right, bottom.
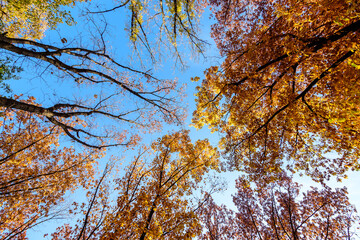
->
0, 0, 83, 40
50, 131, 221, 239
198, 197, 234, 240
0, 0, 211, 237
88, 0, 209, 66
199, 174, 359, 239
0, 99, 102, 239
0, 0, 186, 148
193, 0, 360, 182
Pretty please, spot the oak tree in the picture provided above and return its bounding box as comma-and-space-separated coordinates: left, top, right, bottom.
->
193, 0, 360, 182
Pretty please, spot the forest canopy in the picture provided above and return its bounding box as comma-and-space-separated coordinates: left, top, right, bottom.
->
0, 0, 359, 239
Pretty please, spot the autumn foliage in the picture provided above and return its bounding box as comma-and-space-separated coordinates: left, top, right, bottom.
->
0, 97, 102, 239
200, 174, 358, 239
0, 0, 83, 39
51, 131, 220, 239
1, 0, 360, 238
193, 0, 360, 182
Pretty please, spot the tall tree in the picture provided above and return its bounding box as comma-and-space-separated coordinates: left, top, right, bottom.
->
0, 100, 102, 239
199, 174, 359, 239
193, 0, 360, 182
50, 131, 221, 239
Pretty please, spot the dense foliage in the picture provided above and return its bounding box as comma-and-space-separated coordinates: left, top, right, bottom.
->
193, 0, 360, 183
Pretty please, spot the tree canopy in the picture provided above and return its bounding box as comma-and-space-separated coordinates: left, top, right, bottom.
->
50, 131, 220, 239
1, 0, 360, 238
0, 99, 101, 239
200, 173, 358, 239
193, 0, 360, 182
